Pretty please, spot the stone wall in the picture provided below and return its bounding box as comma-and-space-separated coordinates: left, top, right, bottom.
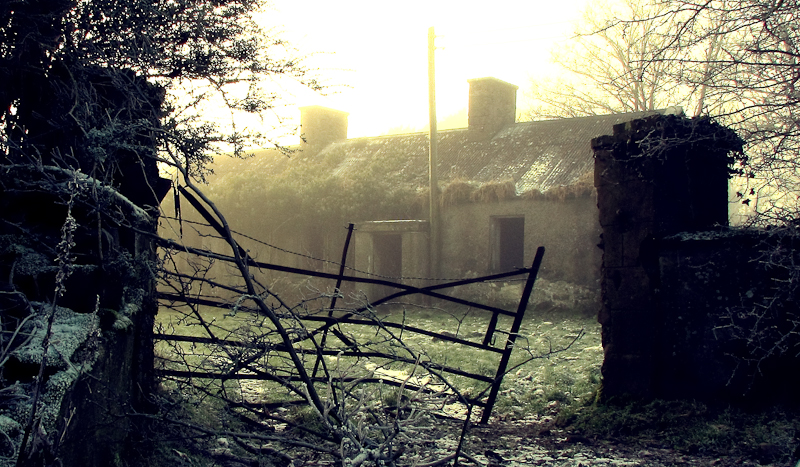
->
0, 68, 168, 466
655, 230, 800, 402
0, 165, 164, 467
590, 114, 800, 403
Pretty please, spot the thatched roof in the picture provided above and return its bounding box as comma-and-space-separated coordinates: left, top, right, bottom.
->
303, 109, 670, 194
210, 109, 673, 196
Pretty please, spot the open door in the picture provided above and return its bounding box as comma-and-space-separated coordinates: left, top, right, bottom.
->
490, 216, 524, 272
374, 233, 402, 296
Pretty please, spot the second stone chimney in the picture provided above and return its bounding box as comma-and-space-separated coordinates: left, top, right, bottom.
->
299, 105, 349, 149
468, 77, 518, 141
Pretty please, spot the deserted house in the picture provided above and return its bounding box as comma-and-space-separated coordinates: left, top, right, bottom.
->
197, 78, 673, 302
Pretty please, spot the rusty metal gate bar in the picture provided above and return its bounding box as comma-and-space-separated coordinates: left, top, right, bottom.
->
156, 248, 544, 421
157, 236, 529, 317
481, 246, 545, 423
156, 187, 545, 422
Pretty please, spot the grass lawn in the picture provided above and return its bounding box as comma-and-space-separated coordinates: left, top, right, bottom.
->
150, 301, 800, 466
155, 300, 603, 420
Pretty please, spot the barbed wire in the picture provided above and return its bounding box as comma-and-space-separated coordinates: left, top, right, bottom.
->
160, 215, 528, 283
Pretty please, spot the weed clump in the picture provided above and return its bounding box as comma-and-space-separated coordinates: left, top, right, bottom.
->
440, 180, 476, 207
561, 398, 800, 463
471, 180, 517, 203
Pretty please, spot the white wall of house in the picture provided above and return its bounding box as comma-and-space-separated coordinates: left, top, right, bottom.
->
440, 196, 601, 286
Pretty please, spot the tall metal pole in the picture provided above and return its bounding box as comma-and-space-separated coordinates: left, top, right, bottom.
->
428, 26, 440, 279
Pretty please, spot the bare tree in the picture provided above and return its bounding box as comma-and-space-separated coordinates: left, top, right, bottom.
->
650, 0, 800, 222
0, 0, 321, 464
523, 0, 699, 120
531, 0, 800, 394
525, 0, 800, 221
654, 0, 800, 394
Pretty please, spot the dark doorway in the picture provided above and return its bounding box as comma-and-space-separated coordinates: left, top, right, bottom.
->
491, 216, 524, 272
374, 234, 402, 296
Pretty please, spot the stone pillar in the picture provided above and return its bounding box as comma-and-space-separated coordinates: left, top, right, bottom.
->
592, 115, 741, 399
0, 68, 170, 466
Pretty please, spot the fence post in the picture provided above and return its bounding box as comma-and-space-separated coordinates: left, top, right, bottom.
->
480, 246, 545, 424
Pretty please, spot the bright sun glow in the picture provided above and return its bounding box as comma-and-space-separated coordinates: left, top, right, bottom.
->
262, 0, 590, 140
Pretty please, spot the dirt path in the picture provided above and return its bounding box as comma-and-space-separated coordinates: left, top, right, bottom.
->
454, 415, 779, 467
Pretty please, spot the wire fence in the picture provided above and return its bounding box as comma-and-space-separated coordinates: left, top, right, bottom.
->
161, 214, 529, 283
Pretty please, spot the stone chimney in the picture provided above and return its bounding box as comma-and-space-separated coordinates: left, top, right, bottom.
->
299, 105, 349, 149
468, 77, 518, 141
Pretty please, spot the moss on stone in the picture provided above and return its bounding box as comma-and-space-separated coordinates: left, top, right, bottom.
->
11, 304, 98, 368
